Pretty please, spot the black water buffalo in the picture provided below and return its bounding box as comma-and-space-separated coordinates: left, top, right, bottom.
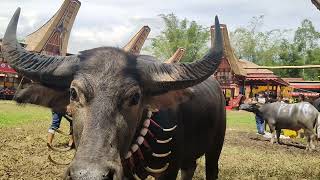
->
2, 8, 226, 180
240, 102, 320, 150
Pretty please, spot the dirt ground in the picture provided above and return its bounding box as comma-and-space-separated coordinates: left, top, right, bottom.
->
0, 120, 72, 180
1, 120, 320, 179
214, 129, 320, 180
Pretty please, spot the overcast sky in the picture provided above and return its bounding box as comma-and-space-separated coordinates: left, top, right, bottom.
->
0, 0, 319, 54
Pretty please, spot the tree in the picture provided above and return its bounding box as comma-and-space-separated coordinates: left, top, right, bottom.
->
147, 14, 210, 63
294, 19, 320, 54
230, 16, 320, 80
274, 39, 303, 78
304, 47, 320, 80
230, 15, 288, 65
294, 19, 320, 79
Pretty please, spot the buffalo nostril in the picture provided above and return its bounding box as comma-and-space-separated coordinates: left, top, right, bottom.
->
102, 169, 115, 180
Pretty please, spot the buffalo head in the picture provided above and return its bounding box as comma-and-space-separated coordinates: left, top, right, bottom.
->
2, 8, 223, 179
239, 103, 262, 114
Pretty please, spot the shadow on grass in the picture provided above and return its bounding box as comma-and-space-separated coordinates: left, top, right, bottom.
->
249, 136, 306, 150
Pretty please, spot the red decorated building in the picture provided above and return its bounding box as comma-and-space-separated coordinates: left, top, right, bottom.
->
282, 78, 320, 99
211, 24, 289, 107
0, 0, 81, 99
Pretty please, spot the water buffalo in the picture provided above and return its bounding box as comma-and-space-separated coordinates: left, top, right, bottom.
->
313, 97, 320, 112
240, 102, 320, 150
2, 8, 226, 180
312, 0, 320, 10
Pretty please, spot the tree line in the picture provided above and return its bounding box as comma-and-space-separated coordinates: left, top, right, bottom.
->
147, 14, 320, 80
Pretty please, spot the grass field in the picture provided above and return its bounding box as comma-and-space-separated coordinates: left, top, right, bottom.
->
1, 100, 320, 179
226, 108, 256, 130
1, 100, 256, 127
0, 101, 51, 126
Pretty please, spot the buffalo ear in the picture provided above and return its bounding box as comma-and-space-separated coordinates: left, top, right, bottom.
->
14, 83, 70, 113
145, 88, 194, 110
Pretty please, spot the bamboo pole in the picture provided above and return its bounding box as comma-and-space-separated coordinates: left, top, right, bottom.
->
244, 65, 320, 69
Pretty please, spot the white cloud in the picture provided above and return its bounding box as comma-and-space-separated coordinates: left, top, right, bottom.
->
71, 25, 131, 47
0, 0, 320, 54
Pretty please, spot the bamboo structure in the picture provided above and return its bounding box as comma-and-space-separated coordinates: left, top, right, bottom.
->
123, 26, 150, 54
165, 48, 185, 63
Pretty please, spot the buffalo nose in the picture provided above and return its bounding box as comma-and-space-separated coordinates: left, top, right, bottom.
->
67, 164, 116, 180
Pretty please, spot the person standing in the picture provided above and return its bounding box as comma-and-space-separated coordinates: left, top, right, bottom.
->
47, 111, 73, 147
255, 93, 266, 135
298, 94, 305, 102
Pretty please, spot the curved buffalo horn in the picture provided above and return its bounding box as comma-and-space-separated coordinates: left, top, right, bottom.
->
138, 16, 223, 94
2, 8, 79, 89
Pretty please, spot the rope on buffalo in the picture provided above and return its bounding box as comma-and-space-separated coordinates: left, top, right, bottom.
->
47, 114, 75, 165
47, 143, 75, 165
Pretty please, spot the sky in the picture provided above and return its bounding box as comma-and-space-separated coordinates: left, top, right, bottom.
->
0, 0, 319, 54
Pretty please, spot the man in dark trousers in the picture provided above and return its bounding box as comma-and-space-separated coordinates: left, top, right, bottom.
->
47, 110, 73, 147
254, 92, 267, 135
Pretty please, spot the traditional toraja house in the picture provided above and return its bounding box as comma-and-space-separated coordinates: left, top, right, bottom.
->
210, 24, 289, 106
165, 48, 185, 63
123, 26, 150, 55
282, 78, 320, 99
0, 39, 21, 98
238, 60, 289, 96
0, 0, 183, 100
0, 0, 81, 99
123, 26, 185, 63
24, 0, 81, 56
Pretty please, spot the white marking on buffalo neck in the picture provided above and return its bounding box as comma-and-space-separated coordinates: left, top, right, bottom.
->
302, 103, 311, 116
277, 103, 289, 116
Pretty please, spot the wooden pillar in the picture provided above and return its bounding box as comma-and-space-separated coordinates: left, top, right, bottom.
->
12, 75, 14, 88
242, 80, 246, 95
4, 73, 6, 87
2, 76, 4, 87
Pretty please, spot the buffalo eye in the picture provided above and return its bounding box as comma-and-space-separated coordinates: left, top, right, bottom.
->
70, 88, 78, 101
130, 93, 140, 106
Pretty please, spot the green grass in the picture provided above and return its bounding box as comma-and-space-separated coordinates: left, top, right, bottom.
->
0, 100, 51, 126
0, 100, 257, 129
0, 100, 256, 128
2, 100, 320, 179
226, 110, 256, 131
